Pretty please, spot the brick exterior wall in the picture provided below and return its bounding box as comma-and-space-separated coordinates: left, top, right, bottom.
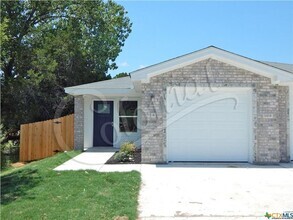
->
278, 86, 290, 162
74, 96, 84, 150
141, 59, 290, 164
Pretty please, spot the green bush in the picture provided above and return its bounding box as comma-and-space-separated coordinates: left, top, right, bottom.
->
120, 142, 136, 155
114, 151, 130, 162
114, 142, 136, 162
1, 124, 19, 169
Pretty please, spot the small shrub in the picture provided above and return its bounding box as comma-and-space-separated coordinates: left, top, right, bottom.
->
120, 142, 136, 155
114, 152, 130, 162
114, 142, 136, 162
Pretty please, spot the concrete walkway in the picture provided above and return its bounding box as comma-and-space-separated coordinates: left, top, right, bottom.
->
54, 148, 141, 172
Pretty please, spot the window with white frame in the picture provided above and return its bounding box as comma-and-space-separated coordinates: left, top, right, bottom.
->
119, 101, 137, 132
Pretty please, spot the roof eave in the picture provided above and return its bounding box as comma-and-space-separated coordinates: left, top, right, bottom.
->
65, 88, 138, 96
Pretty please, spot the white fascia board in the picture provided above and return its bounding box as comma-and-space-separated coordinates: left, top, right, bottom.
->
65, 88, 139, 97
65, 77, 133, 90
131, 47, 293, 84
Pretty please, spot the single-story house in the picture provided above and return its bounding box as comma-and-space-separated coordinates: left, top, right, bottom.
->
65, 46, 293, 164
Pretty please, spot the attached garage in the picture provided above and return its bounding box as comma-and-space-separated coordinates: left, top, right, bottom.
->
166, 87, 253, 162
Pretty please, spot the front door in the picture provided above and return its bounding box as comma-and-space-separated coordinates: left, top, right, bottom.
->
93, 101, 114, 147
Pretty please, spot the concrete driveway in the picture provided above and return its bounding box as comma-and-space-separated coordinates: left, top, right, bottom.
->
138, 163, 293, 219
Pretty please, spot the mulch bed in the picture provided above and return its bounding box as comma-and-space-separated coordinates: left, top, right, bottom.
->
106, 149, 141, 164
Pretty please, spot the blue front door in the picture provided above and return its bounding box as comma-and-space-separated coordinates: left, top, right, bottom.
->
93, 101, 114, 147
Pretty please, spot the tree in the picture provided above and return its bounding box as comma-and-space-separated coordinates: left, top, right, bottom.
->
1, 0, 132, 137
113, 72, 129, 78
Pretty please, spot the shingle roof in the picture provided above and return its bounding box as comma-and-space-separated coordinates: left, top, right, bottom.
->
261, 61, 293, 73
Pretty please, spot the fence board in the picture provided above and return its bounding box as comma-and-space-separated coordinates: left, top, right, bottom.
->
19, 114, 74, 162
28, 124, 33, 161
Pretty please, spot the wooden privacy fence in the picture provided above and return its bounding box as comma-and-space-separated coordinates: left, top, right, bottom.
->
20, 114, 74, 162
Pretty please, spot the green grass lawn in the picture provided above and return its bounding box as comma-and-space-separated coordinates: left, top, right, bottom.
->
1, 151, 141, 220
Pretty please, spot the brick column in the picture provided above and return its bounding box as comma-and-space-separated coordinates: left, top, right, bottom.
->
278, 86, 290, 162
255, 86, 280, 164
74, 96, 84, 150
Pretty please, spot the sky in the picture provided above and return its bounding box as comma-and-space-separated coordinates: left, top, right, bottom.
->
109, 1, 293, 77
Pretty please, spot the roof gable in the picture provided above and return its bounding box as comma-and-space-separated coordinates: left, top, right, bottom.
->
130, 46, 293, 84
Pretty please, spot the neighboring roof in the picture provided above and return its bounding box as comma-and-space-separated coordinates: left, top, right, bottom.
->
65, 76, 133, 90
130, 46, 293, 84
261, 61, 293, 73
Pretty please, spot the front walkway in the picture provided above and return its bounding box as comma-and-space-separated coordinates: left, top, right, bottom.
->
54, 148, 141, 172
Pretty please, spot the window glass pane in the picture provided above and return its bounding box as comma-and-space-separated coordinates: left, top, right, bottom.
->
119, 117, 137, 132
97, 103, 110, 114
119, 101, 137, 116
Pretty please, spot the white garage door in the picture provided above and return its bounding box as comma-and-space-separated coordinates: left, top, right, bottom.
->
166, 87, 252, 162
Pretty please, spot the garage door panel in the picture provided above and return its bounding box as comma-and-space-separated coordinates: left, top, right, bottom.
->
167, 87, 252, 162
169, 115, 248, 124
169, 92, 248, 110
170, 101, 248, 114
169, 146, 248, 161
171, 128, 247, 138
170, 118, 249, 129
